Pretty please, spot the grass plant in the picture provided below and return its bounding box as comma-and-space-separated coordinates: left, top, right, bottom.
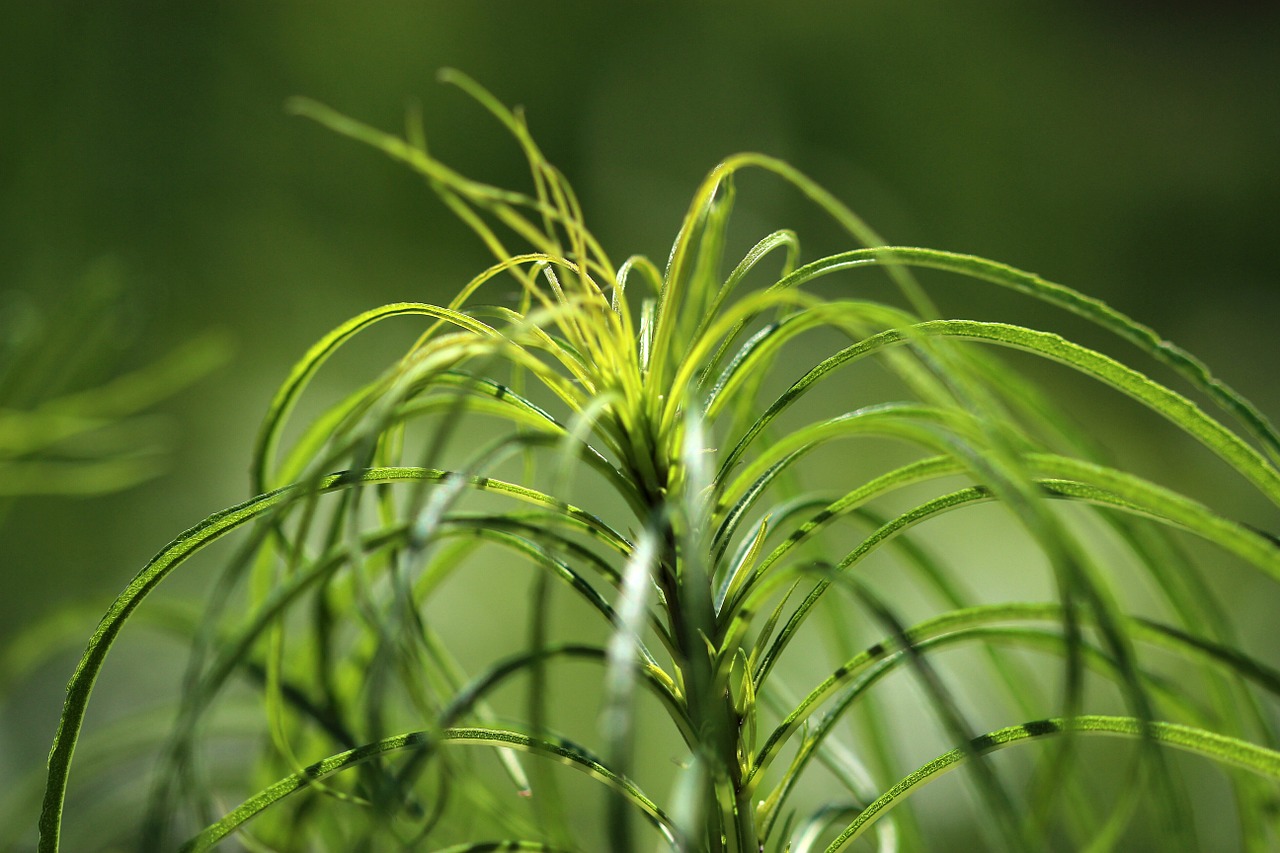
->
0, 266, 229, 511
28, 72, 1280, 851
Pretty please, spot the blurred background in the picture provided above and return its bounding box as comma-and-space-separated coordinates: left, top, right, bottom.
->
2, 1, 1278, 848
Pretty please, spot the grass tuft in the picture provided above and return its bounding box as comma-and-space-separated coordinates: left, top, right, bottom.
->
22, 76, 1280, 852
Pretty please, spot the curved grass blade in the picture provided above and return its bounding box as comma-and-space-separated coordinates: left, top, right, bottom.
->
743, 245, 1280, 466
756, 626, 1190, 846
38, 461, 641, 853
1025, 454, 1280, 580
912, 320, 1280, 506
755, 593, 1280, 845
716, 318, 1280, 510
653, 153, 936, 403
178, 727, 678, 853
869, 247, 1280, 464
749, 463, 1280, 697
833, 574, 1025, 851
251, 303, 502, 493
715, 455, 965, 626
824, 715, 1280, 851
720, 403, 980, 516
35, 466, 445, 853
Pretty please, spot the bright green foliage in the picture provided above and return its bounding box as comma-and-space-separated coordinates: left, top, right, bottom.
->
32, 73, 1280, 851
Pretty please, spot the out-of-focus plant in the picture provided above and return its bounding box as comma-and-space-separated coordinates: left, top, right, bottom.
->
0, 265, 228, 849
30, 74, 1280, 852
0, 264, 230, 509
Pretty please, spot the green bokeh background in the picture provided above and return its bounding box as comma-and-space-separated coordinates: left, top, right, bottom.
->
3, 1, 1278, 847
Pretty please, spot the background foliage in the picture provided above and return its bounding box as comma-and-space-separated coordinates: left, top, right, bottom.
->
3, 3, 1278, 850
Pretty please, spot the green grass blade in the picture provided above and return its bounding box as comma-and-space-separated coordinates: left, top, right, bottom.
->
1026, 454, 1280, 579
912, 320, 1280, 506
37, 462, 640, 853
824, 715, 1280, 851
716, 456, 964, 623
834, 576, 1026, 851
749, 487, 992, 686
749, 245, 1280, 467
178, 727, 677, 853
721, 403, 976, 512
251, 302, 499, 493
36, 466, 442, 853
602, 526, 661, 852
872, 247, 1280, 464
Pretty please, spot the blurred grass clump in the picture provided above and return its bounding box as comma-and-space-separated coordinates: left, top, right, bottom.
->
0, 261, 230, 507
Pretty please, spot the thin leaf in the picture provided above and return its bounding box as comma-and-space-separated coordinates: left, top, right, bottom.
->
824, 715, 1280, 851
